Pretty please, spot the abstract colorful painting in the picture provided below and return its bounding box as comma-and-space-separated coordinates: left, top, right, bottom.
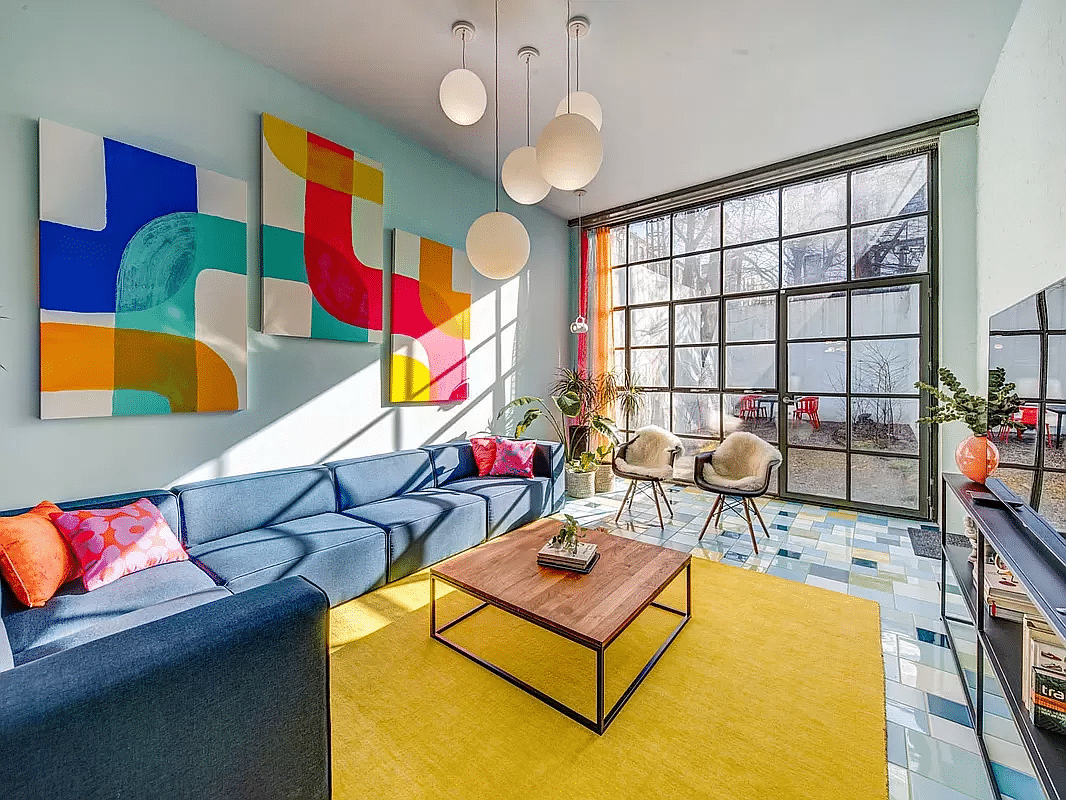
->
261, 113, 384, 342
390, 230, 471, 403
38, 119, 248, 420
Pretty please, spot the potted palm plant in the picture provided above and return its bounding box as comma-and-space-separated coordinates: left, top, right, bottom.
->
915, 366, 1022, 483
497, 390, 618, 499
594, 371, 645, 492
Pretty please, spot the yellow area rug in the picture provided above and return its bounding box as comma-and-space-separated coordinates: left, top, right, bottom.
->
328, 557, 886, 800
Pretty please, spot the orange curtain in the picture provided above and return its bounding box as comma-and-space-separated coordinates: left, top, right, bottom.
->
591, 227, 613, 378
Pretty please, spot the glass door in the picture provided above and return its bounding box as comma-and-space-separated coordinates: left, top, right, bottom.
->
780, 279, 929, 516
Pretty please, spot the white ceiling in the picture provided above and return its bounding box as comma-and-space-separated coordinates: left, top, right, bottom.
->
145, 0, 1021, 219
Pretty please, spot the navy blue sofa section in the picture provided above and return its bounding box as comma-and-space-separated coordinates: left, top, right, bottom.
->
0, 577, 330, 800
0, 439, 563, 800
327, 449, 487, 582
173, 466, 388, 606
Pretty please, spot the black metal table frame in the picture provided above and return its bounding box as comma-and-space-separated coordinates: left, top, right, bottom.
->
429, 561, 692, 735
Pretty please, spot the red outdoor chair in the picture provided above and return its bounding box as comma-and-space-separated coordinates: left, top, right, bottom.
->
998, 405, 1050, 446
793, 396, 820, 429
736, 395, 760, 420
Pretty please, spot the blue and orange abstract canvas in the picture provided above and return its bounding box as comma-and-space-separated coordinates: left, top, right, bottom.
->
38, 119, 248, 419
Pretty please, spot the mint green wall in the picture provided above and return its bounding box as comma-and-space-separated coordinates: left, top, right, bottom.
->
0, 0, 569, 506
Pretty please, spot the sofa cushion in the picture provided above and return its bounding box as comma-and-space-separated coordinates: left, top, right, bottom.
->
1, 560, 218, 656
443, 476, 551, 538
174, 466, 336, 547
188, 513, 387, 607
327, 450, 435, 509
342, 489, 487, 581
423, 440, 480, 485
12, 586, 231, 666
0, 618, 11, 672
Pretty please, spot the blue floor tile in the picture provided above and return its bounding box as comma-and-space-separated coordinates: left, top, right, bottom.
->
991, 763, 1046, 800
917, 627, 950, 648
927, 694, 973, 729
853, 556, 878, 569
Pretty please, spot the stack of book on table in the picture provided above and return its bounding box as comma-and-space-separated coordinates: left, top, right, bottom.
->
537, 541, 598, 574
1024, 614, 1066, 734
974, 559, 1040, 622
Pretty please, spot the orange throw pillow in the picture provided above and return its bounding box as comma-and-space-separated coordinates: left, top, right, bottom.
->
0, 502, 81, 608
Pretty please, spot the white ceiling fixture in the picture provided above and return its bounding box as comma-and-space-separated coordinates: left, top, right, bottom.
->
466, 0, 530, 280
144, 0, 1022, 219
439, 21, 486, 126
537, 11, 603, 191
555, 16, 601, 130
502, 46, 551, 205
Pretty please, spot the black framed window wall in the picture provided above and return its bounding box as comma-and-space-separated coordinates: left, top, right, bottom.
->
597, 151, 938, 518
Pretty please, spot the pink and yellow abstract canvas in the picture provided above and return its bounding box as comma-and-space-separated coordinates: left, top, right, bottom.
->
261, 113, 384, 342
37, 119, 248, 419
390, 230, 471, 403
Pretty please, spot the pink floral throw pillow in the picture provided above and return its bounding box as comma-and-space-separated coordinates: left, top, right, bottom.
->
489, 438, 537, 478
50, 499, 188, 591
470, 437, 498, 477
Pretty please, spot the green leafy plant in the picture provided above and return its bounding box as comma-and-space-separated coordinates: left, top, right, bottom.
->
549, 514, 586, 554
914, 367, 1023, 437
613, 369, 644, 431
497, 392, 618, 470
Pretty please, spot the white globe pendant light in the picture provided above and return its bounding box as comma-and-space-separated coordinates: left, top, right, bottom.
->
502, 47, 550, 205
555, 90, 602, 130
439, 22, 486, 126
467, 211, 530, 279
467, 0, 530, 279
502, 146, 550, 204
537, 112, 602, 191
537, 14, 602, 191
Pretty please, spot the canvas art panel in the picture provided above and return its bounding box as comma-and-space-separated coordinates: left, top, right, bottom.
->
38, 119, 248, 420
390, 229, 471, 403
261, 113, 384, 343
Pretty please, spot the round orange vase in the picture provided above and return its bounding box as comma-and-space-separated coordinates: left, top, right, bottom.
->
955, 434, 1000, 483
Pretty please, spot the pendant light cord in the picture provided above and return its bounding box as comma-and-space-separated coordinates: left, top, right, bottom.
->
494, 0, 500, 212
566, 0, 571, 113
525, 56, 531, 147
576, 26, 580, 91
461, 30, 466, 69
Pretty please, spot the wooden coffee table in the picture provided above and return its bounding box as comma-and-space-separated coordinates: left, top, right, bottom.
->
429, 519, 691, 734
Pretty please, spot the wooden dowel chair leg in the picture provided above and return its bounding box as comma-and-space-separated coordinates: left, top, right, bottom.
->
751, 499, 770, 538
651, 482, 665, 529
698, 498, 721, 541
743, 498, 759, 555
656, 481, 674, 516
615, 482, 635, 525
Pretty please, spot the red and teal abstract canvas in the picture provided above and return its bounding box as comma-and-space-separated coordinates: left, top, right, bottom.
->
38, 119, 248, 419
260, 113, 384, 342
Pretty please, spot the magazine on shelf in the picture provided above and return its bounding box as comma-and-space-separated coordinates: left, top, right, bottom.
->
1023, 615, 1066, 711
974, 559, 1040, 621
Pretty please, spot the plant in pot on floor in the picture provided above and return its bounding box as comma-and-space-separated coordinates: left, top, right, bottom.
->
596, 371, 645, 492
496, 390, 617, 500
914, 366, 1023, 484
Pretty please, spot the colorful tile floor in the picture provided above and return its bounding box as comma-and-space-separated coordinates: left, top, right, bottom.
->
558, 481, 1047, 800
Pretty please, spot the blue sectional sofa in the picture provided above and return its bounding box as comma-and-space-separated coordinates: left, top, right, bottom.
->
0, 439, 563, 800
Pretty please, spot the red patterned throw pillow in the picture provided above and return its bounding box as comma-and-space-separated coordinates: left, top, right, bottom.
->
50, 499, 188, 591
489, 438, 536, 478
470, 437, 498, 476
